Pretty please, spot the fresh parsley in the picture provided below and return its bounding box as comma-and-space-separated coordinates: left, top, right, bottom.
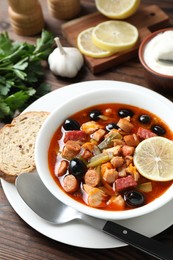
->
0, 30, 54, 123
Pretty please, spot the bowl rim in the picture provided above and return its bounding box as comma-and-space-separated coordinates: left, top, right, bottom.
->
138, 27, 173, 79
35, 82, 173, 220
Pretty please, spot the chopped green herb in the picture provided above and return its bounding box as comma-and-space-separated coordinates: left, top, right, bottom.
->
0, 30, 54, 122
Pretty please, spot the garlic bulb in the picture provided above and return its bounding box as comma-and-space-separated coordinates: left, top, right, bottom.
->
48, 37, 84, 78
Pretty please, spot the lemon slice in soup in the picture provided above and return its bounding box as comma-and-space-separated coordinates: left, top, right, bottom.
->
134, 136, 173, 181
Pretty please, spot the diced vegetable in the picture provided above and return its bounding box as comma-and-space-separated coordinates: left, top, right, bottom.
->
98, 115, 109, 120
137, 182, 152, 192
87, 152, 113, 168
98, 129, 122, 150
107, 195, 125, 210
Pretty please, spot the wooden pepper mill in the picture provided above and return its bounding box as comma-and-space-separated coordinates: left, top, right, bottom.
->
47, 0, 81, 20
8, 0, 44, 36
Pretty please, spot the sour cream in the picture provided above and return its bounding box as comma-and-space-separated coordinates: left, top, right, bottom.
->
144, 30, 173, 76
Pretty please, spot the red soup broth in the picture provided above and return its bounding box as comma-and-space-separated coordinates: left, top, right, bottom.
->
48, 104, 173, 211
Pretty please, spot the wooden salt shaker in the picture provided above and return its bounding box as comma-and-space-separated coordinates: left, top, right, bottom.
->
47, 0, 81, 20
8, 0, 44, 36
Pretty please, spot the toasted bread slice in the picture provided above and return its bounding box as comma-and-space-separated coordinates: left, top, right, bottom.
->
0, 111, 49, 182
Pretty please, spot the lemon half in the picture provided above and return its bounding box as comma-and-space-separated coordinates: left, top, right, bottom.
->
92, 20, 139, 53
95, 0, 141, 19
134, 136, 173, 182
77, 27, 113, 58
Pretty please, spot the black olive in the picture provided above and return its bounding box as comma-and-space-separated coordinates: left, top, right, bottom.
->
152, 125, 166, 136
138, 114, 151, 124
124, 190, 144, 207
69, 158, 87, 179
118, 109, 134, 118
106, 122, 119, 131
63, 118, 80, 131
89, 109, 102, 121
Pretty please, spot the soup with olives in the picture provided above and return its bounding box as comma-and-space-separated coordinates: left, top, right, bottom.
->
48, 104, 173, 211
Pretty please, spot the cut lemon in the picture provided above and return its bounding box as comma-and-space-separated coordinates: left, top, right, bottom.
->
92, 21, 138, 53
95, 0, 141, 19
134, 136, 173, 182
77, 27, 113, 58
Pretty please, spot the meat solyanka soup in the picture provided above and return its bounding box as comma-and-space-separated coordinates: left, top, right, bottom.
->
48, 104, 173, 211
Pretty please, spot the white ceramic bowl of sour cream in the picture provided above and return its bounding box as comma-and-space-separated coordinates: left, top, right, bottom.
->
138, 28, 173, 93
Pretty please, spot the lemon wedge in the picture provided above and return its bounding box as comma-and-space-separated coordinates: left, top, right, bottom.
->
134, 136, 173, 181
77, 27, 113, 58
92, 21, 138, 53
95, 0, 141, 19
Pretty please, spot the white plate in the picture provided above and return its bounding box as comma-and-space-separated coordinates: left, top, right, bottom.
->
1, 80, 173, 249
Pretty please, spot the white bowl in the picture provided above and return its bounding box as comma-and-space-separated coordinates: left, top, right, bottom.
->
35, 81, 173, 220
138, 28, 173, 93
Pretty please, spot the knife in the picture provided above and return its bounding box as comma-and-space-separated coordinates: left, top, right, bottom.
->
82, 214, 173, 260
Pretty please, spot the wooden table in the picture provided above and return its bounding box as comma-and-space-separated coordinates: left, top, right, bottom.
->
0, 1, 173, 259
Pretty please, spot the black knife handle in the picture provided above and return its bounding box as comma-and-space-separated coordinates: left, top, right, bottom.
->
103, 221, 173, 260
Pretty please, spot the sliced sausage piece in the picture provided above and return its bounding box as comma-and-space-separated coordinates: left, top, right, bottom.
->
123, 134, 140, 147
63, 174, 79, 193
102, 168, 118, 184
115, 175, 137, 192
101, 162, 118, 184
80, 142, 96, 160
111, 156, 124, 168
83, 184, 108, 208
80, 148, 93, 160
64, 130, 87, 143
92, 129, 106, 142
137, 127, 156, 139
82, 142, 95, 152
81, 121, 103, 134
117, 118, 134, 133
61, 140, 81, 160
113, 139, 125, 146
84, 168, 101, 187
57, 160, 68, 177
121, 145, 135, 156
117, 164, 127, 177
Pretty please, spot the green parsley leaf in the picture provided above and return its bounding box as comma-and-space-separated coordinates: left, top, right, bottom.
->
0, 30, 54, 122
